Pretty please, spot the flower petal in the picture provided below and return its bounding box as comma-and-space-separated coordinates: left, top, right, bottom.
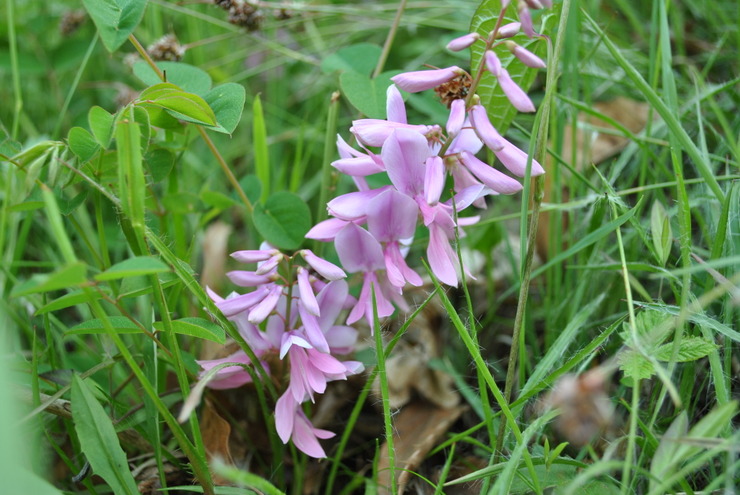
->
335, 223, 385, 273
382, 128, 430, 197
391, 66, 463, 93
386, 84, 407, 124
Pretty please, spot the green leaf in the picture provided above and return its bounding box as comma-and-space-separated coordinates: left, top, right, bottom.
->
634, 302, 740, 343
145, 148, 175, 182
138, 83, 217, 127
321, 43, 382, 75
95, 256, 170, 281
67, 127, 100, 162
57, 189, 89, 216
132, 61, 213, 95
655, 337, 718, 362
650, 201, 672, 266
88, 106, 115, 148
67, 316, 141, 335
11, 262, 88, 297
116, 106, 146, 236
470, 1, 551, 133
118, 272, 180, 299
239, 174, 262, 205
650, 412, 688, 492
71, 375, 139, 494
152, 318, 225, 344
81, 0, 147, 53
36, 288, 109, 315
201, 189, 237, 209
618, 348, 655, 381
253, 191, 312, 250
204, 83, 246, 135
621, 310, 673, 349
340, 70, 402, 118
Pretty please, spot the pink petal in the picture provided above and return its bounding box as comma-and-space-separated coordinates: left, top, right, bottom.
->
247, 284, 283, 323
335, 223, 385, 273
446, 99, 466, 136
331, 156, 384, 176
424, 156, 446, 205
300, 249, 346, 280
506, 40, 546, 68
351, 119, 433, 147
382, 128, 431, 197
215, 287, 270, 317
459, 151, 523, 194
497, 68, 535, 112
427, 224, 458, 286
299, 304, 330, 354
446, 118, 484, 155
446, 32, 480, 52
316, 280, 349, 332
386, 85, 407, 124
366, 188, 419, 243
469, 105, 505, 151
496, 22, 521, 38
226, 270, 272, 287
291, 411, 331, 458
327, 187, 390, 220
297, 267, 320, 316
305, 218, 350, 241
494, 138, 545, 177
390, 66, 463, 93
275, 392, 296, 444
485, 50, 502, 76
231, 249, 275, 263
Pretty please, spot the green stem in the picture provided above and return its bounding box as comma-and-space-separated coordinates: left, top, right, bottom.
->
372, 0, 408, 78
6, 0, 22, 140
372, 285, 396, 494
52, 35, 98, 139
315, 91, 341, 232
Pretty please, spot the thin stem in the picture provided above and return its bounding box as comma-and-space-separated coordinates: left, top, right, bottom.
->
52, 35, 98, 139
6, 0, 22, 140
372, 0, 408, 78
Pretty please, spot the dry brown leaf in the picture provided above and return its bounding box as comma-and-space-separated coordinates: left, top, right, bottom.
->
200, 399, 236, 485
377, 401, 467, 495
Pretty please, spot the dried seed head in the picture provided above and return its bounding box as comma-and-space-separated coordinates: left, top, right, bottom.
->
274, 8, 294, 20
59, 10, 86, 36
147, 34, 186, 62
214, 0, 234, 9
540, 367, 615, 447
229, 1, 264, 31
434, 72, 473, 108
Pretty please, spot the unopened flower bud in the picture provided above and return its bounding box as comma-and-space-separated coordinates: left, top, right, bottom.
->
505, 40, 546, 68
484, 50, 502, 76
497, 68, 535, 113
391, 66, 464, 93
496, 22, 521, 39
446, 32, 480, 52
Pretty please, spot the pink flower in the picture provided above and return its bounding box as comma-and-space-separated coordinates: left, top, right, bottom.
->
494, 137, 545, 176
506, 40, 546, 68
496, 22, 521, 38
458, 151, 523, 194
497, 68, 536, 113
446, 33, 480, 52
197, 351, 261, 390
275, 393, 335, 458
299, 249, 346, 280
469, 105, 505, 152
391, 66, 463, 93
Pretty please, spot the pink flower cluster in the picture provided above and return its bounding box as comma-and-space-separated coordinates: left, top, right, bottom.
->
198, 246, 364, 458
196, 8, 550, 460
306, 22, 547, 325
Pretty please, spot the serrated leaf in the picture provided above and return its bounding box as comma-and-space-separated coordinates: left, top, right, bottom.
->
82, 0, 147, 53
138, 83, 217, 127
634, 302, 740, 343
132, 61, 213, 95
340, 70, 402, 118
621, 309, 674, 349
152, 318, 225, 343
253, 191, 312, 250
95, 256, 170, 281
618, 349, 655, 381
67, 316, 141, 335
655, 337, 717, 362
67, 127, 100, 162
204, 83, 246, 134
470, 1, 551, 133
321, 43, 382, 75
71, 375, 139, 494
88, 106, 115, 148
11, 262, 88, 297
